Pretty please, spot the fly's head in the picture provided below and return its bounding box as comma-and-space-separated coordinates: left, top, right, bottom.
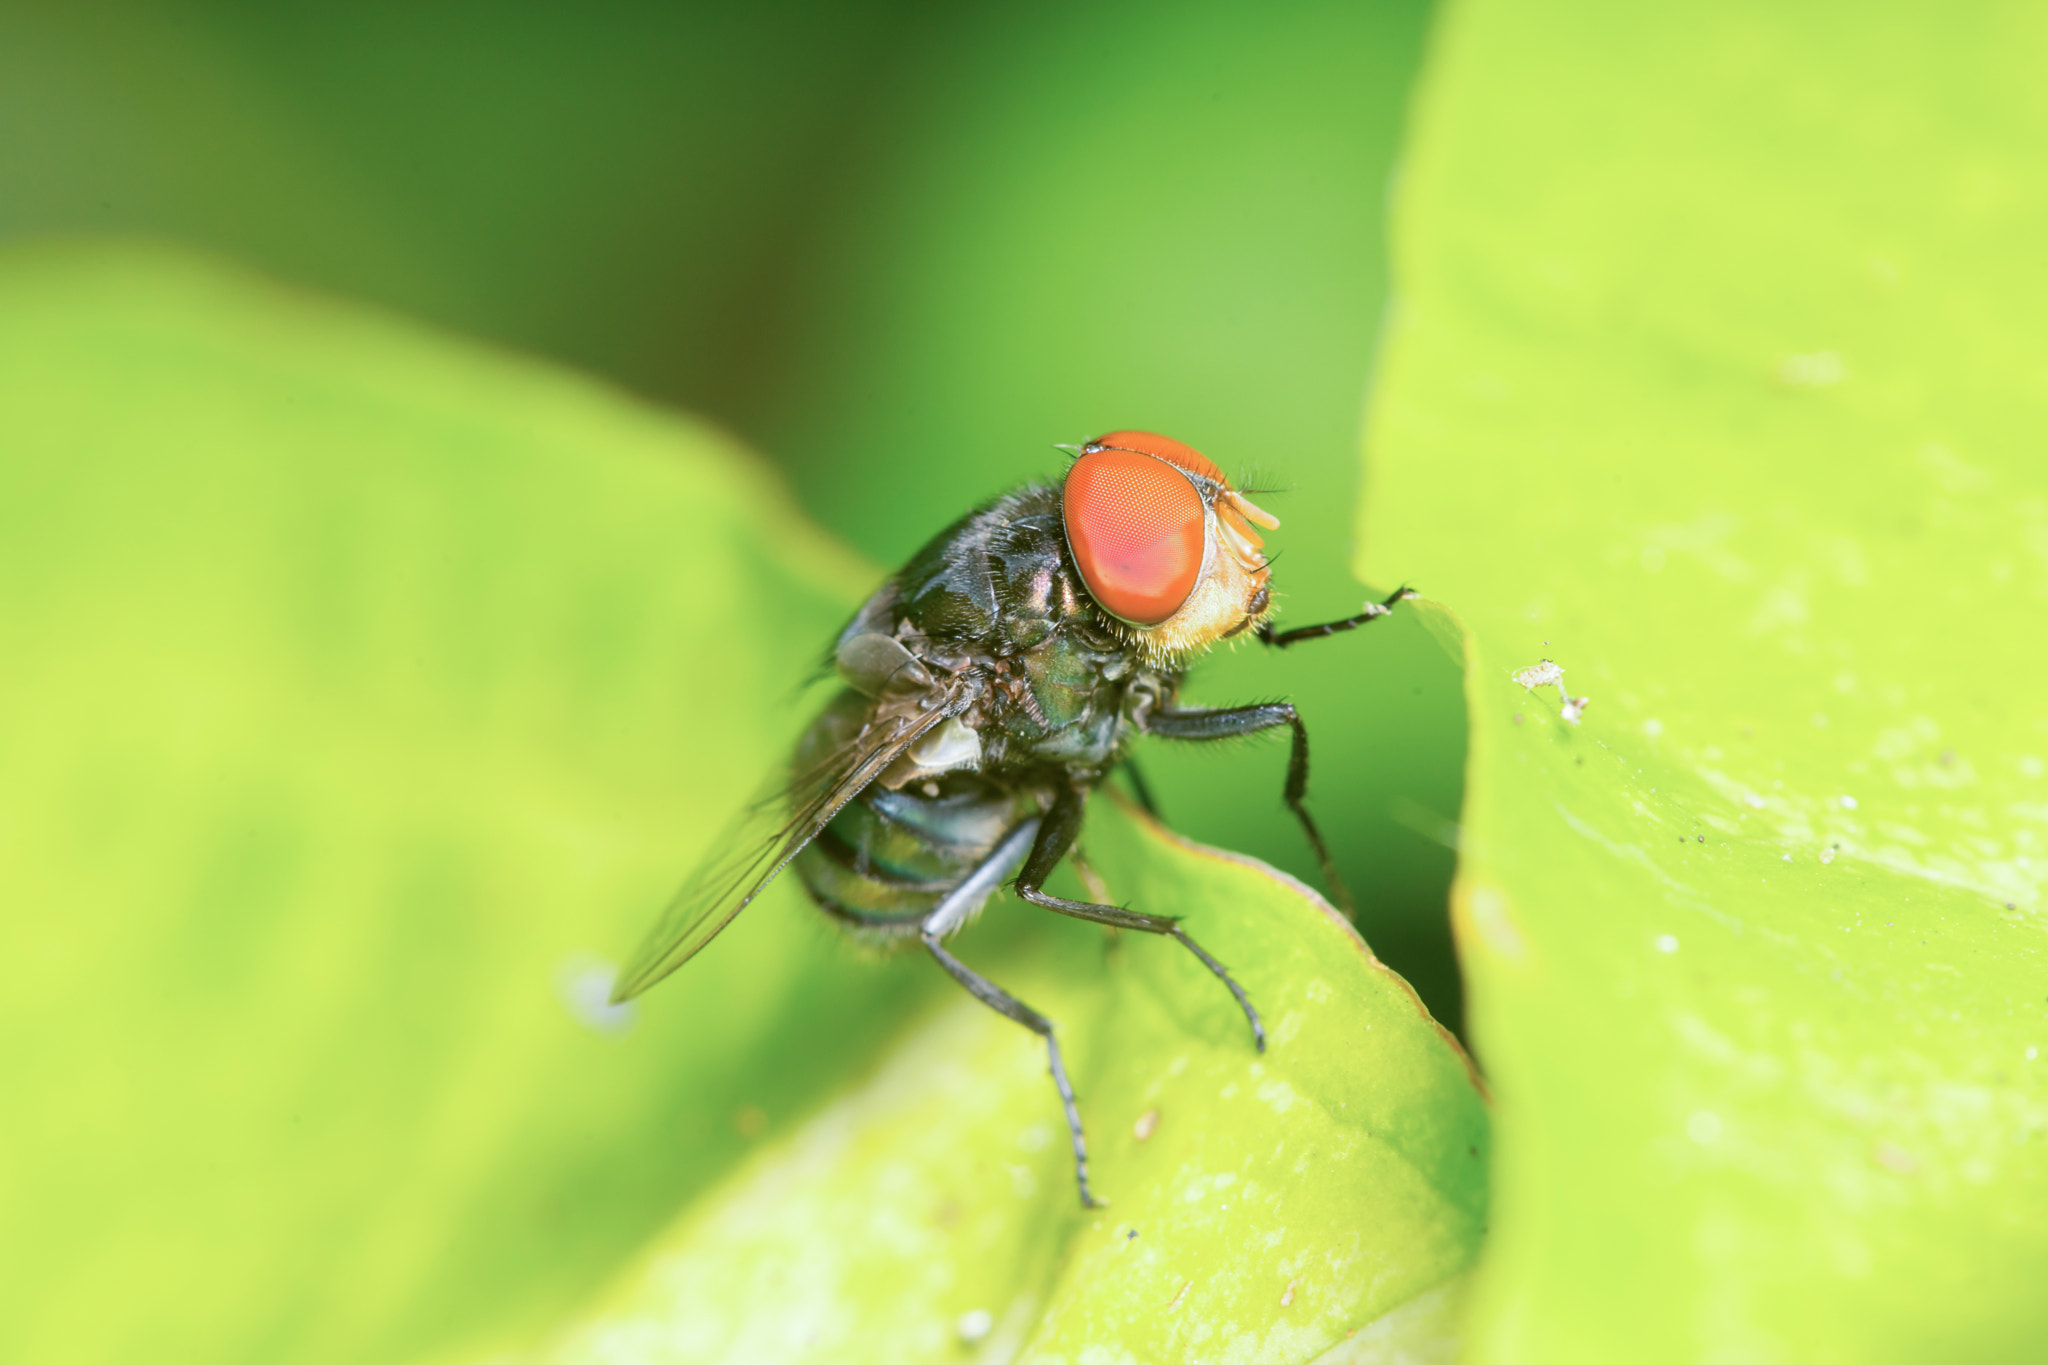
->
1059, 430, 1279, 664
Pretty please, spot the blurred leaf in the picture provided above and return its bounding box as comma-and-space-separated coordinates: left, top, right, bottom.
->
0, 243, 956, 1365
0, 0, 922, 416
527, 800, 1487, 1365
755, 0, 1468, 1026
1363, 1, 2048, 1357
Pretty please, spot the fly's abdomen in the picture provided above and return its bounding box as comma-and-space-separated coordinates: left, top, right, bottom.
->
797, 773, 1041, 939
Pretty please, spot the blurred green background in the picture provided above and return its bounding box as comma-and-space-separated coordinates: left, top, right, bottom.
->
0, 0, 1464, 1018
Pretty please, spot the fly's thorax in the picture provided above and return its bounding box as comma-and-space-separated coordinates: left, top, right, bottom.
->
872, 485, 1082, 649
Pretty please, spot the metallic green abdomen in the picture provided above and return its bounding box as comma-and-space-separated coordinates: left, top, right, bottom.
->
791, 689, 1048, 938
798, 776, 1044, 934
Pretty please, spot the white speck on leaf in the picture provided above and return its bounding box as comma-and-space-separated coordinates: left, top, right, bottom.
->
956, 1309, 994, 1343
1133, 1109, 1160, 1142
1256, 1078, 1301, 1116
1656, 935, 1679, 954
556, 955, 637, 1036
1840, 794, 1859, 810
1780, 350, 1847, 386
1467, 883, 1527, 962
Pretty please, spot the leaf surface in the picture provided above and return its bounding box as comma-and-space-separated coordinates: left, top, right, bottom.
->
0, 243, 925, 1365
530, 799, 1488, 1365
1361, 3, 2048, 1357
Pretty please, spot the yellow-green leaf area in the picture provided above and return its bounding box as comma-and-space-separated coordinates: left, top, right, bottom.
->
0, 243, 936, 1365
531, 799, 1487, 1365
1362, 3, 2048, 1360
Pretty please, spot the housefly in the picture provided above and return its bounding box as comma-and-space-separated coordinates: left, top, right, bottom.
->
611, 431, 1409, 1206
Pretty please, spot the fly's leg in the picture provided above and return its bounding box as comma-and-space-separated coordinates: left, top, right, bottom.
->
922, 819, 1039, 939
1141, 702, 1353, 918
1255, 582, 1413, 650
919, 819, 1102, 1207
1014, 786, 1264, 1051
922, 935, 1096, 1207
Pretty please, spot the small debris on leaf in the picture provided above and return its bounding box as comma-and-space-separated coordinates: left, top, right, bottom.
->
1166, 1280, 1192, 1312
1512, 658, 1590, 724
1133, 1108, 1161, 1142
1512, 659, 1565, 693
956, 1308, 994, 1344
1281, 1277, 1300, 1307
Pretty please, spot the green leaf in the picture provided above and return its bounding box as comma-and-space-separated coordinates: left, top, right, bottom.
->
527, 799, 1487, 1364
0, 242, 943, 1365
0, 244, 1485, 1365
1361, 2, 2048, 1357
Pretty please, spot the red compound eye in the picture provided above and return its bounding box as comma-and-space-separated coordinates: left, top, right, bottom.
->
1062, 446, 1207, 625
1086, 429, 1226, 486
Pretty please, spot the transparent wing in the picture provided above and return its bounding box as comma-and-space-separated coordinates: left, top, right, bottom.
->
608, 687, 965, 1003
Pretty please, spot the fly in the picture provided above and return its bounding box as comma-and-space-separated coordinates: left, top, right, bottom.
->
611, 430, 1411, 1207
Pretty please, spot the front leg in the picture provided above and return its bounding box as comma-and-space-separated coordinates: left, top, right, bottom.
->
1140, 702, 1353, 917
1015, 785, 1264, 1050
1256, 582, 1413, 650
